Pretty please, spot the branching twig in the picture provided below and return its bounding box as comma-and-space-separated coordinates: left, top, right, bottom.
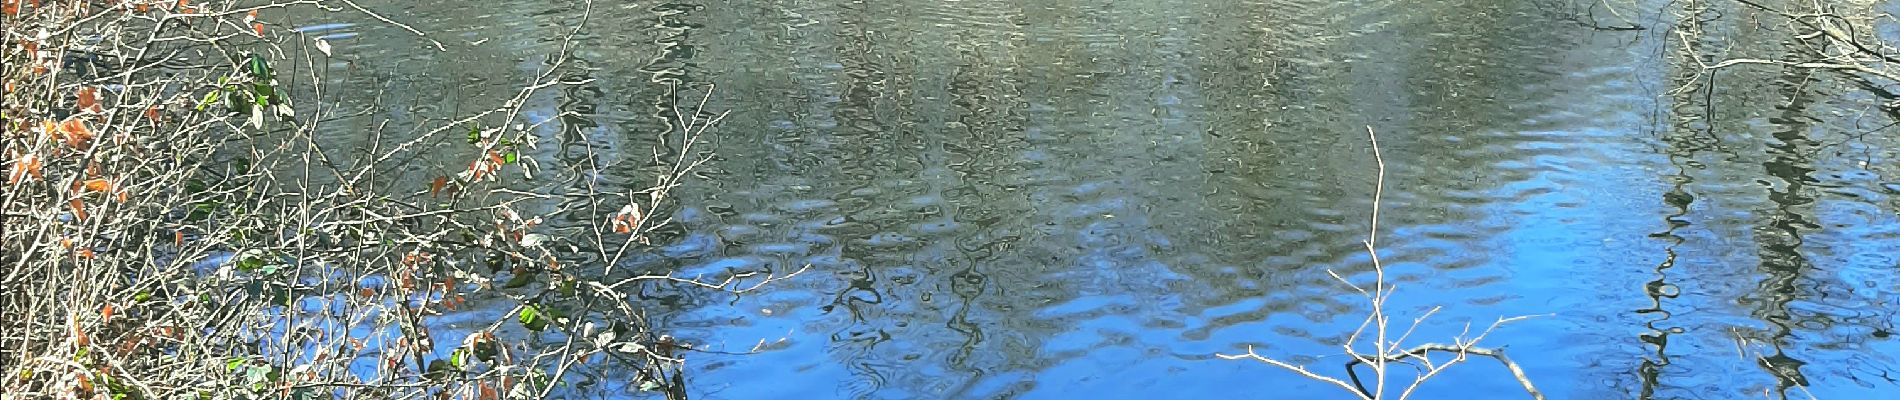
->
1218, 127, 1542, 399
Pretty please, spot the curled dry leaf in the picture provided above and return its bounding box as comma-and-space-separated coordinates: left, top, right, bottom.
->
70, 313, 87, 347
56, 118, 94, 149
609, 203, 644, 234
8, 153, 42, 184
77, 86, 101, 114
76, 178, 112, 193
69, 198, 88, 220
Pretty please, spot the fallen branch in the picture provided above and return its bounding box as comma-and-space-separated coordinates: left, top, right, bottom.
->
1219, 127, 1543, 400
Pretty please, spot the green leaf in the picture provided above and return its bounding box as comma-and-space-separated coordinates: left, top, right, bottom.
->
247, 54, 272, 81
235, 257, 262, 272
253, 83, 273, 106
226, 358, 244, 372
466, 125, 481, 144
504, 151, 518, 164
473, 339, 499, 362
449, 348, 467, 369
519, 305, 546, 331
195, 90, 221, 111
187, 201, 218, 221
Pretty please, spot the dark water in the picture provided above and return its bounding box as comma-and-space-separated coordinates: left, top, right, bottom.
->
302, 0, 1900, 397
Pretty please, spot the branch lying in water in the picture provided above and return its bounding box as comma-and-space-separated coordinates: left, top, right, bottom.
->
1218, 127, 1546, 400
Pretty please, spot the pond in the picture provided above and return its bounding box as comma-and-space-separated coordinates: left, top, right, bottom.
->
304, 0, 1900, 398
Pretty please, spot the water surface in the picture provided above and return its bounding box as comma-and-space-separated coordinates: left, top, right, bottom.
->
305, 0, 1900, 397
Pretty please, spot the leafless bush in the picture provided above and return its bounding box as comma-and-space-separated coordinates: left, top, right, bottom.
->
1219, 128, 1545, 400
1, 1, 797, 399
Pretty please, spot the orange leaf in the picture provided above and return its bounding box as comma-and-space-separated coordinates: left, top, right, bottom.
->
430, 176, 447, 196
101, 303, 115, 321
253, 22, 264, 36
145, 107, 161, 123
8, 153, 40, 184
610, 216, 631, 234
58, 118, 94, 149
479, 382, 498, 400
81, 179, 112, 193
71, 314, 89, 347
74, 373, 93, 393
70, 199, 88, 220
77, 248, 95, 259
77, 86, 100, 114
609, 203, 644, 234
175, 231, 184, 246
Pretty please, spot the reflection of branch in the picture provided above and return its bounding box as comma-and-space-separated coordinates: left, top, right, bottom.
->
1348, 344, 1544, 400
1681, 0, 1900, 94
592, 263, 813, 294
338, 0, 447, 51
1704, 58, 1900, 86
1580, 0, 1646, 31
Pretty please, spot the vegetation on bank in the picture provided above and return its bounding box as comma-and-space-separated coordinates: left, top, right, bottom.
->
1, 1, 794, 399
